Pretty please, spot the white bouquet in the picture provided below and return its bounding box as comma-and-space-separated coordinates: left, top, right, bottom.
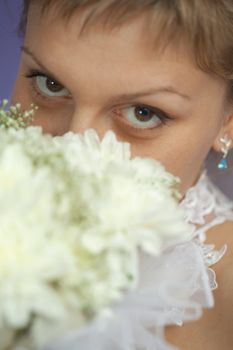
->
0, 100, 192, 350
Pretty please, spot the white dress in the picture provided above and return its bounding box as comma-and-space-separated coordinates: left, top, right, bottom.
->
46, 170, 233, 350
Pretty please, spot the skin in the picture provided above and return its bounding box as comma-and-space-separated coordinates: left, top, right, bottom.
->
165, 221, 233, 349
12, 5, 233, 194
11, 4, 233, 349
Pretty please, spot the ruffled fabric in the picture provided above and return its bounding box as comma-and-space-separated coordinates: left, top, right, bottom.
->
181, 169, 233, 291
45, 170, 233, 350
181, 169, 233, 240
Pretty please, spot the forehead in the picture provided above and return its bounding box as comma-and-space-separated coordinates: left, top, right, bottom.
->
24, 2, 225, 105
27, 2, 195, 62
28, 1, 191, 54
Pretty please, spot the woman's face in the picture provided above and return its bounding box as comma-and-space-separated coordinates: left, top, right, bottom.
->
12, 4, 230, 194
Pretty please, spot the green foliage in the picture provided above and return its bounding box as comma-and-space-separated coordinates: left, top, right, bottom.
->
0, 100, 36, 129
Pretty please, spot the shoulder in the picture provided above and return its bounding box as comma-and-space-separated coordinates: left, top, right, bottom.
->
166, 220, 233, 350
205, 220, 233, 347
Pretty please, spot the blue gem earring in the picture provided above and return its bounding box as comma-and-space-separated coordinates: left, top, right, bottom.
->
217, 134, 232, 170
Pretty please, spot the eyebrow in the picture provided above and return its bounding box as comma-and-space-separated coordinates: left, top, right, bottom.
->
21, 46, 62, 82
21, 45, 191, 102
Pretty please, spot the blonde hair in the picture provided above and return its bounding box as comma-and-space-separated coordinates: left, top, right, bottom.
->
20, 0, 233, 102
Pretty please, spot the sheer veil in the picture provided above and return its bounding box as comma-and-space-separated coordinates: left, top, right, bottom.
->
43, 160, 233, 350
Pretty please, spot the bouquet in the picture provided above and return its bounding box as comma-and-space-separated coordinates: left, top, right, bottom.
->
0, 100, 192, 350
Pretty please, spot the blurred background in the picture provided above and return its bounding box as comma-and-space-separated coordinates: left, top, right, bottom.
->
0, 0, 232, 198
0, 0, 22, 100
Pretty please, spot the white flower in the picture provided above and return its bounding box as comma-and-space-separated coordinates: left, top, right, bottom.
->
0, 116, 193, 349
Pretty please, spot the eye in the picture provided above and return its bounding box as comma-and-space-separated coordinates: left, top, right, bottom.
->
114, 105, 172, 130
25, 70, 70, 98
35, 76, 70, 97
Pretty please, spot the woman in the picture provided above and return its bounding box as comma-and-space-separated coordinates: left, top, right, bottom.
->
12, 1, 233, 349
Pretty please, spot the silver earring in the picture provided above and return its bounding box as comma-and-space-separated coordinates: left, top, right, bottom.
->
217, 134, 232, 170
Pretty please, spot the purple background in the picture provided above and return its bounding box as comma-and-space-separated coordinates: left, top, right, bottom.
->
0, 0, 22, 100
0, 0, 232, 197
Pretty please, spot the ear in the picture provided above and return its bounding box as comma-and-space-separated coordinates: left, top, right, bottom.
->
212, 111, 233, 153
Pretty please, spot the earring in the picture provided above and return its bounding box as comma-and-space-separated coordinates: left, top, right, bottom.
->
217, 134, 232, 170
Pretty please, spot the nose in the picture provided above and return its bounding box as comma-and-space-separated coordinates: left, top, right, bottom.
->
68, 106, 112, 139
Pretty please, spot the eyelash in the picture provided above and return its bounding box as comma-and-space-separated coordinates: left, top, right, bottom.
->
112, 105, 172, 131
24, 68, 174, 131
25, 69, 68, 101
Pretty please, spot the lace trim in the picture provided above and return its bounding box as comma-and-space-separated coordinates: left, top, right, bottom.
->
181, 169, 233, 290
181, 170, 233, 232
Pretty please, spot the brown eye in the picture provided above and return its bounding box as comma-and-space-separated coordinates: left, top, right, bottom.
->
134, 107, 155, 122
46, 78, 64, 93
35, 76, 70, 97
120, 106, 163, 129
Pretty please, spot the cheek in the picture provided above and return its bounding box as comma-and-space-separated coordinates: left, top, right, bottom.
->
31, 105, 74, 136
11, 67, 31, 107
11, 67, 72, 136
130, 120, 219, 194
131, 142, 204, 194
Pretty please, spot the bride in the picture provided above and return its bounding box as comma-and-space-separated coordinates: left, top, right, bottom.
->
12, 0, 233, 349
